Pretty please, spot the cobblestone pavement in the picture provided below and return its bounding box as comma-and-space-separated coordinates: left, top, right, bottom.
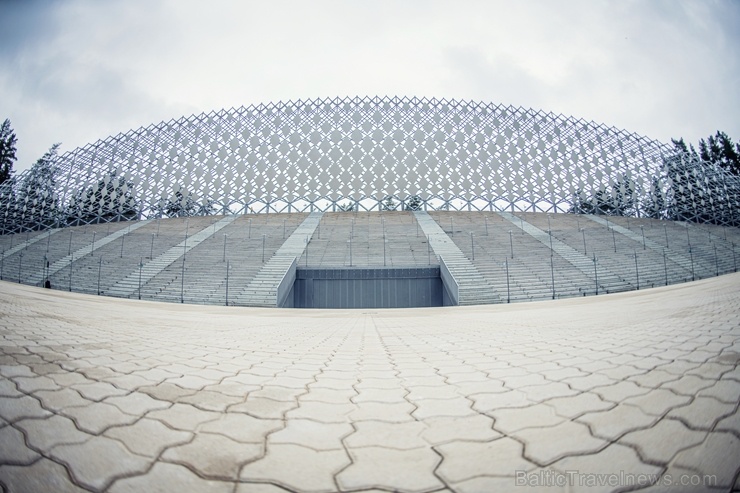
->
1, 275, 739, 493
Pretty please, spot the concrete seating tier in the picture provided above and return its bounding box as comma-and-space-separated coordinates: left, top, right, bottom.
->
0, 211, 737, 306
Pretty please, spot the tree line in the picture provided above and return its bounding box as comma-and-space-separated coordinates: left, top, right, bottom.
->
0, 119, 216, 234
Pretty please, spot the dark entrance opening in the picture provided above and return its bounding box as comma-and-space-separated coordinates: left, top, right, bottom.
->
290, 267, 447, 308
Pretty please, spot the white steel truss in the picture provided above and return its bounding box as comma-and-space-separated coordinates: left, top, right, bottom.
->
1, 96, 738, 233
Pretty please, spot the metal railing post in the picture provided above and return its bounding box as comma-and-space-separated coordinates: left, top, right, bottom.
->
509, 230, 514, 259
383, 233, 386, 266
97, 256, 103, 295
150, 233, 155, 259
223, 234, 228, 262
634, 251, 640, 290
505, 259, 510, 303
689, 248, 695, 281
262, 234, 265, 263
427, 236, 431, 265
91, 231, 96, 255
18, 252, 23, 283
120, 233, 126, 258
611, 227, 617, 253
68, 230, 73, 255
550, 255, 555, 300
68, 255, 73, 291
714, 244, 719, 276
663, 249, 668, 286
640, 225, 646, 250
664, 223, 669, 248
581, 228, 587, 255
180, 257, 185, 303
138, 258, 143, 300
593, 254, 598, 295
470, 232, 475, 261
225, 260, 230, 306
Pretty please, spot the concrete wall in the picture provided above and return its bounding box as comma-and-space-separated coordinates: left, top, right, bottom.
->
293, 267, 442, 308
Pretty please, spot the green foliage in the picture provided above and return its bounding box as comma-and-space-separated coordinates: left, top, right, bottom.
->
405, 195, 422, 211
664, 137, 738, 225
154, 187, 215, 218
67, 170, 139, 225
569, 177, 636, 216
0, 119, 17, 186
2, 144, 61, 232
383, 196, 397, 211
338, 201, 355, 212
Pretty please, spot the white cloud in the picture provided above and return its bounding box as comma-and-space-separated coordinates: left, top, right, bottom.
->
1, 0, 738, 172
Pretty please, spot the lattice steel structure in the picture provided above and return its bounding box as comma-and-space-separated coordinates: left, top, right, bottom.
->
1, 96, 738, 234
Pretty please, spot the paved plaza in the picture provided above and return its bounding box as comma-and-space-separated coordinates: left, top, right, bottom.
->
0, 275, 739, 492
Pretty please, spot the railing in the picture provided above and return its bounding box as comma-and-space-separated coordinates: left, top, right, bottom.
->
439, 257, 459, 306
276, 257, 298, 308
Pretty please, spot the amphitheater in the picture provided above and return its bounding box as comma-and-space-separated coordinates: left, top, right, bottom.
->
0, 98, 739, 492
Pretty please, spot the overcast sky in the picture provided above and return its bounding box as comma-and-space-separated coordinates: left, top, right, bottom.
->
1, 0, 739, 173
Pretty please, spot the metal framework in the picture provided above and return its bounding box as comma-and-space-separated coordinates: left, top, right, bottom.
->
1, 96, 738, 233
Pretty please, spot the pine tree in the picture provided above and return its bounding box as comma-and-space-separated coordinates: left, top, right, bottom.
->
11, 144, 62, 231
0, 119, 17, 186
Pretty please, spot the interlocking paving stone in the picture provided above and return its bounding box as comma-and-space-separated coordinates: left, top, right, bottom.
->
162, 432, 262, 479
30, 388, 92, 412
619, 418, 706, 463
199, 413, 283, 443
576, 404, 660, 440
551, 443, 663, 492
591, 380, 651, 402
269, 419, 352, 451
621, 389, 692, 416
147, 402, 221, 431
137, 382, 197, 401
0, 426, 40, 465
410, 397, 476, 419
344, 421, 428, 450
13, 375, 61, 393
108, 462, 233, 493
2, 273, 740, 492
672, 432, 740, 489
697, 378, 740, 404
0, 395, 52, 422
489, 403, 565, 434
229, 397, 298, 419
435, 437, 536, 483
660, 375, 716, 396
103, 392, 170, 415
420, 415, 500, 446
348, 401, 414, 422
544, 392, 615, 419
337, 446, 443, 493
0, 379, 21, 398
241, 443, 350, 493
50, 435, 152, 491
515, 420, 608, 466
104, 418, 192, 457
61, 401, 139, 434
666, 395, 737, 430
70, 381, 128, 401
15, 415, 91, 452
0, 458, 89, 493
